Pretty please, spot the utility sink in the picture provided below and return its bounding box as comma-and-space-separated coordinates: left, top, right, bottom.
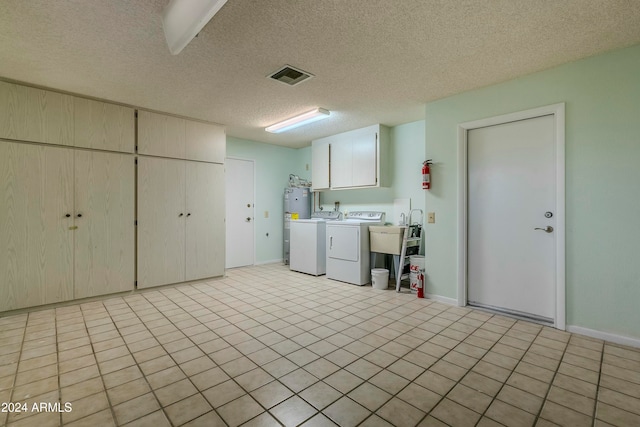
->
369, 226, 419, 255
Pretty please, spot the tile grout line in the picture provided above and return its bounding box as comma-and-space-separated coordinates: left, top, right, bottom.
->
592, 340, 606, 427
6, 314, 28, 426
422, 311, 529, 427
124, 289, 225, 426
80, 302, 121, 427
530, 329, 572, 427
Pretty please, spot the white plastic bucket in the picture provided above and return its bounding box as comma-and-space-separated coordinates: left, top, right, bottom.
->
371, 269, 389, 290
409, 255, 425, 292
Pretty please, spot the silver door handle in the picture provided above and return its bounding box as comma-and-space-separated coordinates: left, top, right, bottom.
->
534, 226, 554, 233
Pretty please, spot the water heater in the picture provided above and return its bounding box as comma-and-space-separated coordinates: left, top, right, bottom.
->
283, 187, 311, 264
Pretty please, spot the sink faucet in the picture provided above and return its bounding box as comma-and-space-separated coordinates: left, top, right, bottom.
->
399, 213, 406, 226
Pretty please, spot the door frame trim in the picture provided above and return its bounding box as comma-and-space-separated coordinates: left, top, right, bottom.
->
456, 103, 566, 330
225, 156, 256, 268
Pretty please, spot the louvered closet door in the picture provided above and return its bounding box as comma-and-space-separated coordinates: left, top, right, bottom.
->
0, 141, 73, 311
185, 161, 225, 281
137, 157, 186, 288
74, 150, 135, 298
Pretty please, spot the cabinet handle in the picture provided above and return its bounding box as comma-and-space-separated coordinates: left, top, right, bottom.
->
179, 213, 184, 217
187, 213, 191, 217
76, 214, 82, 218
65, 214, 71, 218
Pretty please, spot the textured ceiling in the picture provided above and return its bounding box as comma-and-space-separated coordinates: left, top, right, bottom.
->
1, 1, 639, 148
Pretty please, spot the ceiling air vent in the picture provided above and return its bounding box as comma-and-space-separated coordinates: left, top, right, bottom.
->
268, 65, 314, 86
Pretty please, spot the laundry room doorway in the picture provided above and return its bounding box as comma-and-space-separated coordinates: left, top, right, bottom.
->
457, 104, 565, 328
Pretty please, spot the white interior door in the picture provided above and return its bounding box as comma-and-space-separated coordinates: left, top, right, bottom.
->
225, 158, 254, 268
467, 115, 557, 322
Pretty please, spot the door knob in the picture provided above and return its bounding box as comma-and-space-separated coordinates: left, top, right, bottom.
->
76, 213, 82, 218
179, 213, 184, 217
65, 214, 71, 218
246, 217, 251, 222
186, 213, 191, 217
534, 226, 554, 233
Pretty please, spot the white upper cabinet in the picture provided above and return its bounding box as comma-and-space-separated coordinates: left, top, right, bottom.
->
312, 124, 389, 190
0, 80, 74, 146
138, 110, 225, 163
74, 97, 135, 153
311, 141, 330, 190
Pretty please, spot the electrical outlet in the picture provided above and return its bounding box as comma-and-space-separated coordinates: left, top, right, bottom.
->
264, 210, 269, 218
428, 212, 435, 223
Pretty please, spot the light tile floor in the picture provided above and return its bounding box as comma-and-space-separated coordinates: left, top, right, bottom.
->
1, 264, 639, 427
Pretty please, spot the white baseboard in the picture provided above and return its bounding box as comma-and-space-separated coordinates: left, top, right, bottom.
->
426, 293, 458, 306
567, 325, 640, 349
255, 259, 284, 266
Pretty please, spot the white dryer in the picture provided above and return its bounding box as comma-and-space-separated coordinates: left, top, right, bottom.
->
290, 211, 342, 276
326, 211, 385, 285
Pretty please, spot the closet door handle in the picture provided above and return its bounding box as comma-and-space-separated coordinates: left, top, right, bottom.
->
186, 213, 191, 217
76, 213, 82, 218
65, 214, 71, 218
179, 213, 184, 217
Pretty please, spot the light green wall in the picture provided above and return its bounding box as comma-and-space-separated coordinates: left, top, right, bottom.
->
226, 137, 300, 264
319, 120, 426, 224
425, 44, 640, 339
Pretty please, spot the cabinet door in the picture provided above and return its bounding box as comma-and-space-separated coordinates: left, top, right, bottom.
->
312, 142, 330, 190
185, 162, 225, 281
352, 130, 377, 187
0, 141, 73, 311
0, 81, 74, 146
74, 151, 135, 298
137, 110, 186, 159
137, 157, 186, 288
185, 120, 225, 163
330, 140, 353, 188
74, 97, 135, 153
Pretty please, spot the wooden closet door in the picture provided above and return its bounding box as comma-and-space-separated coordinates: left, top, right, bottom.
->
74, 98, 135, 153
137, 157, 186, 288
185, 120, 225, 163
185, 162, 225, 281
0, 141, 73, 311
137, 110, 186, 159
74, 150, 135, 298
0, 81, 74, 146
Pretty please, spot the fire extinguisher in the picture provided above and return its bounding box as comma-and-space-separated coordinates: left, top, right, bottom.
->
422, 160, 433, 190
417, 269, 425, 298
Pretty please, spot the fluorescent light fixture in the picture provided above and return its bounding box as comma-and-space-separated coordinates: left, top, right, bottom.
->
265, 108, 331, 133
162, 0, 228, 55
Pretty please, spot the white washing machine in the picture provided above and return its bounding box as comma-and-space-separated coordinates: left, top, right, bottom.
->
326, 211, 385, 285
290, 211, 342, 276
